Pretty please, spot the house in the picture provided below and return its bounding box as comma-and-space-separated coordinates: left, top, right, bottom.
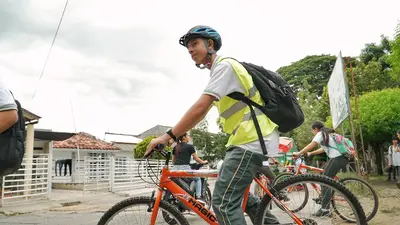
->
136, 125, 171, 139
104, 132, 142, 158
52, 132, 120, 184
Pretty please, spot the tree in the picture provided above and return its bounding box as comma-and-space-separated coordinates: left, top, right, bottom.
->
389, 22, 400, 82
134, 136, 172, 159
277, 55, 337, 97
359, 35, 391, 69
347, 60, 399, 96
325, 88, 400, 175
291, 80, 323, 149
191, 117, 228, 161
316, 86, 330, 122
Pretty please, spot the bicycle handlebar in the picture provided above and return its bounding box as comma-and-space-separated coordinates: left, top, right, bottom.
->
144, 144, 167, 158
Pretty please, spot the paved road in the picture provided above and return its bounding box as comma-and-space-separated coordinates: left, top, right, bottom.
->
0, 182, 346, 225
0, 211, 253, 224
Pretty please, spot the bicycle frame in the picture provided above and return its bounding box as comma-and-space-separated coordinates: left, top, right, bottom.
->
294, 158, 339, 179
151, 167, 219, 224
150, 166, 303, 225
288, 157, 339, 197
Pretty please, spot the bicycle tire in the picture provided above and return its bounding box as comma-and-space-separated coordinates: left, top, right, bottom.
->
332, 177, 378, 222
254, 174, 367, 225
272, 172, 294, 185
271, 172, 309, 212
204, 186, 212, 210
97, 196, 190, 225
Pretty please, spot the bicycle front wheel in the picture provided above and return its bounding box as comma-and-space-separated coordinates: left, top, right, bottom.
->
272, 172, 309, 213
254, 174, 367, 225
97, 196, 189, 225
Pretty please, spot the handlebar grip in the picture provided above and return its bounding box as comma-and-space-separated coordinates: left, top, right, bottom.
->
144, 144, 165, 158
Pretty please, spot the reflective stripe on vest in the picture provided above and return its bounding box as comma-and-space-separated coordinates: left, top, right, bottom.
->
219, 85, 258, 119
231, 107, 264, 135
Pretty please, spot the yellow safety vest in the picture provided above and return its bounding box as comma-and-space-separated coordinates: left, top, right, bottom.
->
213, 57, 278, 147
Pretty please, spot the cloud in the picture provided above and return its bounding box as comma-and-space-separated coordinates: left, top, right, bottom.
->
1, 0, 399, 140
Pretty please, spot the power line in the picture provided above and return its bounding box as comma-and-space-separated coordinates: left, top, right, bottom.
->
32, 0, 69, 100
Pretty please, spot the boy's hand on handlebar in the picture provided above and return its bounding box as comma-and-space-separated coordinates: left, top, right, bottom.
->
144, 134, 171, 158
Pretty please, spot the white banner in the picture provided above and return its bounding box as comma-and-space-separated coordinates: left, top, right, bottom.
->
328, 52, 350, 129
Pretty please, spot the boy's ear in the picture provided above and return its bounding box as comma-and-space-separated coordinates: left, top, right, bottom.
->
208, 39, 215, 51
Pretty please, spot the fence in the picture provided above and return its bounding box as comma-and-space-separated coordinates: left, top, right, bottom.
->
82, 156, 164, 193
52, 159, 85, 184
1, 154, 51, 206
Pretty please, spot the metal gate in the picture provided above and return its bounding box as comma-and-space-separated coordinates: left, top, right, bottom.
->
1, 154, 51, 205
83, 155, 111, 192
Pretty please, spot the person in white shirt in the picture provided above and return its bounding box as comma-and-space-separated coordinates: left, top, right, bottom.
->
293, 121, 348, 217
0, 84, 18, 133
388, 136, 400, 185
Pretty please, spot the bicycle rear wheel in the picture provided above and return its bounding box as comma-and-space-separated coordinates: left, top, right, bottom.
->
254, 174, 367, 225
332, 177, 379, 222
97, 196, 189, 225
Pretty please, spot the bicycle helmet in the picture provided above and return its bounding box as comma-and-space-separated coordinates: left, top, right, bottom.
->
179, 25, 222, 51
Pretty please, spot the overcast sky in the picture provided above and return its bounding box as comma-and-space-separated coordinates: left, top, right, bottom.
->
1, 0, 399, 140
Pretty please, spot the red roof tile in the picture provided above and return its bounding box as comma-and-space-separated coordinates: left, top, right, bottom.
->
53, 132, 120, 150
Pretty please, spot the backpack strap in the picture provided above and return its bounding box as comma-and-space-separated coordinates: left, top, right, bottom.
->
239, 96, 268, 156
223, 61, 268, 156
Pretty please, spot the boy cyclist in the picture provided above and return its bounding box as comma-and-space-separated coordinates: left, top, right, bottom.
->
146, 25, 282, 224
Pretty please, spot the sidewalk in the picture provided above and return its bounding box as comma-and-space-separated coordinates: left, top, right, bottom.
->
0, 178, 217, 216
0, 188, 153, 216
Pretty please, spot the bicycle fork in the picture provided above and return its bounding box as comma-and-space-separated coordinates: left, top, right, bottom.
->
149, 189, 164, 225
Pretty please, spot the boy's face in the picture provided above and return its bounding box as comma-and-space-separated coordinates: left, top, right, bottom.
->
187, 38, 208, 65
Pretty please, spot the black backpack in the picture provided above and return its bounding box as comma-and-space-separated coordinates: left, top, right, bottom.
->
225, 59, 304, 155
0, 92, 26, 177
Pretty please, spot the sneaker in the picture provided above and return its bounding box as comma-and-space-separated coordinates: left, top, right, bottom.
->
312, 197, 322, 204
197, 197, 206, 206
312, 209, 332, 217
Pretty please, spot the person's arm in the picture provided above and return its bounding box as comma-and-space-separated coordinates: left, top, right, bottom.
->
0, 109, 18, 133
308, 148, 325, 157
145, 61, 236, 156
192, 152, 208, 165
388, 146, 393, 167
145, 94, 215, 154
172, 154, 176, 164
294, 141, 319, 156
171, 147, 176, 164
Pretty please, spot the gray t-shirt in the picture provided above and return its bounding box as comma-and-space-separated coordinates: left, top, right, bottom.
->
203, 55, 279, 157
0, 84, 17, 111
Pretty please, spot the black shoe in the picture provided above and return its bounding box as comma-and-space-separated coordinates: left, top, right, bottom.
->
312, 209, 332, 217
312, 197, 322, 204
265, 223, 295, 225
277, 192, 290, 202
